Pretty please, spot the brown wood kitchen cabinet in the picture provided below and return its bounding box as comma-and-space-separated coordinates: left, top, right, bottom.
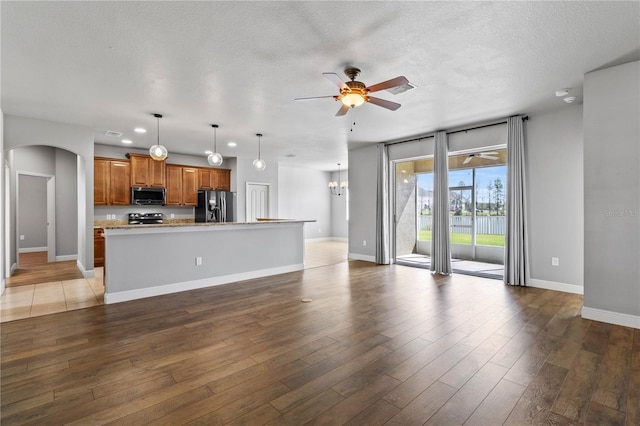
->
216, 169, 231, 191
94, 157, 131, 205
94, 228, 105, 267
166, 165, 198, 206
198, 168, 216, 190
127, 153, 166, 187
198, 167, 231, 191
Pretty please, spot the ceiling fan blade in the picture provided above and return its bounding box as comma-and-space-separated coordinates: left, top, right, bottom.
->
294, 95, 336, 101
335, 104, 350, 116
480, 151, 499, 155
479, 155, 499, 160
463, 156, 473, 165
323, 72, 348, 90
366, 76, 409, 93
366, 96, 401, 111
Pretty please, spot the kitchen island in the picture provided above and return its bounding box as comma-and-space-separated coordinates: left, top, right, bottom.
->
102, 220, 310, 304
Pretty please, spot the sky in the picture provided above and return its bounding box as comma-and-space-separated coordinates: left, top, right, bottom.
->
417, 165, 507, 204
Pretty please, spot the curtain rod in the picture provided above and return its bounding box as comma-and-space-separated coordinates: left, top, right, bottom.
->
384, 115, 529, 146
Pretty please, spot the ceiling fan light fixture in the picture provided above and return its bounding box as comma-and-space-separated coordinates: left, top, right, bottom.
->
341, 92, 365, 108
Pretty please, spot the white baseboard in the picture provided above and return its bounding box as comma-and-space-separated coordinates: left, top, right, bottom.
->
104, 263, 304, 305
76, 259, 95, 278
305, 237, 348, 243
582, 306, 640, 329
528, 278, 584, 295
348, 253, 376, 263
19, 247, 47, 253
56, 254, 77, 262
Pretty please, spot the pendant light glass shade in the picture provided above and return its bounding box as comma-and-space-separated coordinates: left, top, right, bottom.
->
208, 153, 223, 166
149, 113, 168, 161
253, 133, 266, 171
207, 124, 223, 166
253, 158, 266, 171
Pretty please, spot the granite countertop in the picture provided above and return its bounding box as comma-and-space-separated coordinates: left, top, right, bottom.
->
97, 219, 313, 230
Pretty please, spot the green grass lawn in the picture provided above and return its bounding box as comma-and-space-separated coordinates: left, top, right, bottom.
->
418, 230, 505, 247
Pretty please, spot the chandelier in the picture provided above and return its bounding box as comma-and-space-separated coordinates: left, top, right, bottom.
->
329, 163, 348, 196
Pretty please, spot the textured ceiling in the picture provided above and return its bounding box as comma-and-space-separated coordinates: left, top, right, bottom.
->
1, 1, 638, 171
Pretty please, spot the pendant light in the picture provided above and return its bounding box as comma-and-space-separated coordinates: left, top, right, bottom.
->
207, 124, 223, 166
149, 113, 168, 161
253, 133, 266, 171
329, 163, 348, 196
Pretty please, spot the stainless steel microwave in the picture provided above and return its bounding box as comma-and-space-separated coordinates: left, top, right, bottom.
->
130, 187, 166, 205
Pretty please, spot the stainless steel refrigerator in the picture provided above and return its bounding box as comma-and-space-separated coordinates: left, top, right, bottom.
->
195, 190, 236, 223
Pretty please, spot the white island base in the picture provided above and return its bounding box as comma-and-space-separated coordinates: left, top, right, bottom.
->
103, 221, 306, 304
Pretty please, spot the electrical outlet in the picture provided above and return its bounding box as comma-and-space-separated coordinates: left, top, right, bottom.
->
363, 240, 367, 247
195, 257, 202, 266
551, 257, 559, 266
20, 235, 25, 241
170, 214, 175, 218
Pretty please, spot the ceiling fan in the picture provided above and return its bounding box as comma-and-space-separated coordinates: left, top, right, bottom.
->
463, 151, 499, 165
295, 67, 413, 116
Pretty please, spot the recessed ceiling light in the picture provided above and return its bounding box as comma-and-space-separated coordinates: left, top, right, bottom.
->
555, 89, 570, 97
121, 139, 133, 144
204, 150, 213, 154
285, 154, 296, 158
134, 127, 147, 133
227, 142, 237, 147
563, 96, 577, 103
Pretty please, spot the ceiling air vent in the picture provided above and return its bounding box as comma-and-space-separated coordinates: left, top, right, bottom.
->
104, 130, 123, 137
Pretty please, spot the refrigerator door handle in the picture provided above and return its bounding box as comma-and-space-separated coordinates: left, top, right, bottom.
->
221, 195, 226, 222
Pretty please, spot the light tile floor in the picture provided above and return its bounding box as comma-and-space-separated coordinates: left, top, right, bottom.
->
1, 268, 104, 323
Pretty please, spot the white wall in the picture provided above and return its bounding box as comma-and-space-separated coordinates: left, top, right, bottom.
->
55, 149, 78, 256
583, 60, 639, 327
525, 105, 584, 291
278, 165, 331, 239
4, 115, 94, 275
348, 145, 378, 260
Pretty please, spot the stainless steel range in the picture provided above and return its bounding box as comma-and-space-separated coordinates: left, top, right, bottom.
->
128, 212, 164, 225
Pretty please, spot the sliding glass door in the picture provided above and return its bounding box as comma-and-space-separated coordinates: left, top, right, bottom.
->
393, 148, 506, 276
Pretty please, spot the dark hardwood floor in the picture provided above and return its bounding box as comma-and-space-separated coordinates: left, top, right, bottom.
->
7, 252, 84, 287
1, 260, 638, 425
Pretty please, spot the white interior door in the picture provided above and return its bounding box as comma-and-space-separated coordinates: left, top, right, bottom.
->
246, 182, 269, 222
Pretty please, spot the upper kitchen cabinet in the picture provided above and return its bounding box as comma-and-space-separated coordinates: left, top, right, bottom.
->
198, 168, 216, 190
216, 169, 231, 191
198, 167, 231, 191
94, 157, 131, 205
127, 153, 166, 187
166, 165, 198, 206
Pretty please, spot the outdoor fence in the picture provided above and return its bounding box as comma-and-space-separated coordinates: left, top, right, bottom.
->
418, 215, 506, 235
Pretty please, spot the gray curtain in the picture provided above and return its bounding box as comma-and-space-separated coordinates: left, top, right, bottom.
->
504, 116, 528, 285
431, 131, 452, 274
375, 143, 390, 264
